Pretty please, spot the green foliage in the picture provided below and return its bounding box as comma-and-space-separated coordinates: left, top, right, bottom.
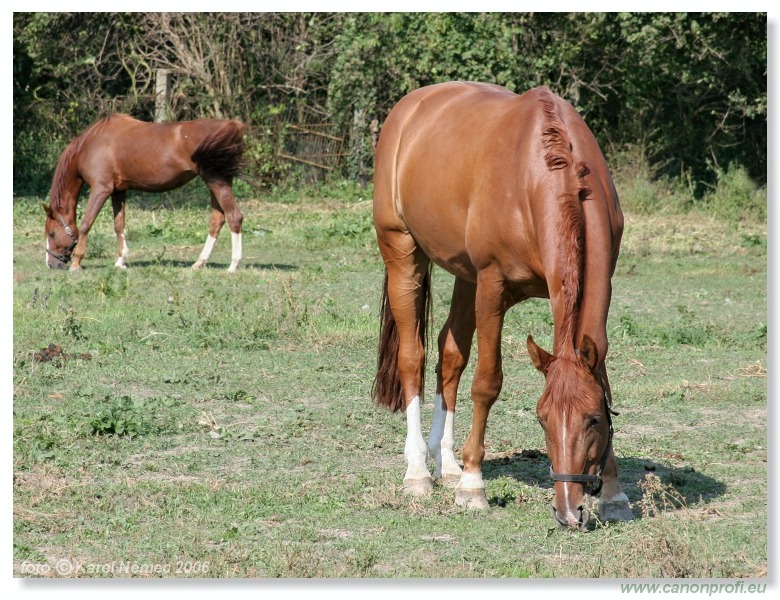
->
14, 13, 766, 205
89, 396, 151, 437
702, 164, 767, 222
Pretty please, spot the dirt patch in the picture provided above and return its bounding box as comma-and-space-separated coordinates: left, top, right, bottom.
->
31, 343, 92, 363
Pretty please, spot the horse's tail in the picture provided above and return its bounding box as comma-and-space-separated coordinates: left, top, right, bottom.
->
372, 266, 432, 413
191, 120, 246, 182
538, 87, 590, 358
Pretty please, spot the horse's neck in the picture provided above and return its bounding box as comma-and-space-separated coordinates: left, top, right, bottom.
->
52, 161, 83, 216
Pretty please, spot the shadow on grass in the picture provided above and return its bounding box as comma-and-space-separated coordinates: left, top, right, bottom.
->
481, 450, 726, 513
126, 260, 299, 271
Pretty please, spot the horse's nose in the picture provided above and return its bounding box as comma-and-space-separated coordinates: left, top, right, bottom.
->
551, 505, 589, 531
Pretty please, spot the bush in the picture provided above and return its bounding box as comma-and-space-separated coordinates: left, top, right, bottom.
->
610, 147, 693, 216
610, 148, 765, 223
702, 164, 766, 223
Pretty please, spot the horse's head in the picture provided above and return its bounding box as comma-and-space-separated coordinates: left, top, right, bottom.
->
527, 334, 612, 531
41, 203, 78, 269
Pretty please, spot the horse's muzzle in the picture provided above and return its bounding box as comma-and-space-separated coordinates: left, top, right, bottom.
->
551, 505, 590, 532
46, 250, 71, 269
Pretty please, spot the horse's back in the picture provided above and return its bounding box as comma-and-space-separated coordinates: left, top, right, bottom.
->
75, 115, 242, 192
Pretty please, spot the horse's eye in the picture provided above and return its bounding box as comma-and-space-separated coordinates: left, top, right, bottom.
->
587, 416, 600, 429
49, 231, 55, 238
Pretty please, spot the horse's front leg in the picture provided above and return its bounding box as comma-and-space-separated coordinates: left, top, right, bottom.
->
597, 450, 634, 522
455, 271, 506, 509
71, 186, 111, 271
595, 368, 633, 522
111, 191, 129, 268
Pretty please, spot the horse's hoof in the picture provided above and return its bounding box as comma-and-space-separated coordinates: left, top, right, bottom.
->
403, 477, 433, 496
191, 261, 205, 271
455, 488, 489, 510
599, 499, 634, 522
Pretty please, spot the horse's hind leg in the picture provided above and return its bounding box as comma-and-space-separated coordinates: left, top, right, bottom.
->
378, 231, 433, 495
111, 191, 129, 268
192, 192, 226, 271
429, 278, 476, 487
199, 179, 243, 272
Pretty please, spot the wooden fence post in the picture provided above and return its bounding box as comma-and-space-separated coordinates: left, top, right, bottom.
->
155, 69, 171, 123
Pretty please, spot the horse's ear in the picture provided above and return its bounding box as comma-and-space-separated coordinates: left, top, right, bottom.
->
40, 203, 54, 219
578, 335, 599, 373
527, 335, 553, 375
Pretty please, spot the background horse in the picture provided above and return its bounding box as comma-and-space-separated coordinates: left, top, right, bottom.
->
372, 82, 634, 530
42, 114, 246, 271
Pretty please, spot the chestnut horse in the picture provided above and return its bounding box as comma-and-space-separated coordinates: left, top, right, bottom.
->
372, 82, 633, 530
42, 114, 245, 271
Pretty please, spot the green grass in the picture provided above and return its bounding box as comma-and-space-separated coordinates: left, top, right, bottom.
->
12, 185, 767, 578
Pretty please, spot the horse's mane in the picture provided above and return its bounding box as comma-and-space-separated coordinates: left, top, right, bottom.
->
49, 116, 115, 211
540, 353, 597, 414
538, 87, 591, 360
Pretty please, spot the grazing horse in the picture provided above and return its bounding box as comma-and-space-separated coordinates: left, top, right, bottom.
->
42, 114, 246, 271
372, 82, 633, 530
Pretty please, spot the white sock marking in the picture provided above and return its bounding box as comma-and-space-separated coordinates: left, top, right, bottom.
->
600, 491, 629, 504
114, 230, 129, 268
456, 471, 484, 491
197, 234, 218, 264
228, 231, 242, 272
427, 394, 461, 480
404, 396, 430, 482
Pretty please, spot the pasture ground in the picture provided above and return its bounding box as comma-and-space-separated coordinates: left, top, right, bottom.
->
11, 186, 767, 579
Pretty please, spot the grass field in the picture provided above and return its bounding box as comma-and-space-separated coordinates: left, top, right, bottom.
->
11, 183, 767, 579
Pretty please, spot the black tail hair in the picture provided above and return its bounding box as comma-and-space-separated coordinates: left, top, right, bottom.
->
372, 266, 432, 412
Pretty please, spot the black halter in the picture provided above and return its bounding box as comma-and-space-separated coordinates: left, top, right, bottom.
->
548, 387, 618, 497
46, 214, 78, 264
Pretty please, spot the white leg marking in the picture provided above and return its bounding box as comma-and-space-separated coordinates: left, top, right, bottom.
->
114, 230, 129, 268
427, 394, 462, 481
227, 231, 242, 273
600, 491, 629, 504
456, 471, 485, 491
193, 234, 217, 270
404, 396, 431, 483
